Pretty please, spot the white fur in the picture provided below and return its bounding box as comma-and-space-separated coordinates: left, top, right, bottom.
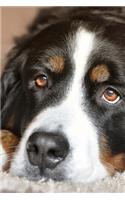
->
10, 28, 108, 182
0, 144, 7, 170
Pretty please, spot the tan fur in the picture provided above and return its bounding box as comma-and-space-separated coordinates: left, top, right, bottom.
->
49, 56, 64, 73
0, 130, 19, 171
100, 135, 125, 175
90, 64, 110, 82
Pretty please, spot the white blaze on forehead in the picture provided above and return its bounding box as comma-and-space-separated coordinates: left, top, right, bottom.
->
73, 28, 94, 81
66, 29, 94, 108
10, 28, 107, 182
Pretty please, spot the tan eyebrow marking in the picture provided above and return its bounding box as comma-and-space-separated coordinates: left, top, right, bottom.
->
49, 56, 64, 73
90, 64, 110, 82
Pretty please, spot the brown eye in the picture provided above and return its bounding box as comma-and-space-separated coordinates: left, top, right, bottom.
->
35, 74, 48, 88
102, 88, 120, 104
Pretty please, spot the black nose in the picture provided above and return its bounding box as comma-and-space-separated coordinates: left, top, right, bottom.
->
26, 132, 69, 170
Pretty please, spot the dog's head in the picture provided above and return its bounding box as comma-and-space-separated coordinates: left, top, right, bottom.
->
1, 8, 125, 182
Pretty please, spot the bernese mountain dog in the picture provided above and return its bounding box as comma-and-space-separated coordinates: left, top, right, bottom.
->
1, 7, 125, 182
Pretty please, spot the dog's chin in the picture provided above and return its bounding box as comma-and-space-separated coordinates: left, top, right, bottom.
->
10, 162, 66, 182
20, 171, 65, 182
10, 156, 108, 183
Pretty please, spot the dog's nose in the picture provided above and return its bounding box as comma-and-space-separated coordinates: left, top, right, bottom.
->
26, 132, 69, 170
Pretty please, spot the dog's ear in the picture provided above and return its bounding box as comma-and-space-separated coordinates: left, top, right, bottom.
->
28, 7, 73, 34
28, 7, 125, 34
1, 48, 27, 134
1, 50, 26, 112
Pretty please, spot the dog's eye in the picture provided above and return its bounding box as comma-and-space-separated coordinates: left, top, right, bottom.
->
35, 74, 48, 88
102, 88, 120, 104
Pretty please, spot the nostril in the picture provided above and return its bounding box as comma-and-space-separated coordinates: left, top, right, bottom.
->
26, 142, 40, 166
27, 142, 38, 154
46, 149, 64, 169
47, 147, 68, 165
47, 149, 57, 159
47, 149, 63, 160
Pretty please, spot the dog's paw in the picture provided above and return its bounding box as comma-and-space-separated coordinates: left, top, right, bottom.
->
0, 130, 19, 172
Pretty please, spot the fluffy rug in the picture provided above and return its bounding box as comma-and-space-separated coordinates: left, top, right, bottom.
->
0, 172, 125, 192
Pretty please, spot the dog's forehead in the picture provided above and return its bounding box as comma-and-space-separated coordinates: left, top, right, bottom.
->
27, 23, 97, 75
25, 21, 123, 92
46, 27, 95, 75
23, 17, 125, 83
27, 20, 121, 83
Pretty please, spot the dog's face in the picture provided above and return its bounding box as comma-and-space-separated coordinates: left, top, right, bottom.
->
2, 8, 125, 182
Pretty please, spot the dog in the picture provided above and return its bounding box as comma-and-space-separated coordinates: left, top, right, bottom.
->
1, 7, 125, 182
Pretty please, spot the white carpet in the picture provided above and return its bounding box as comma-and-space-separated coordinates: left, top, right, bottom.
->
0, 172, 125, 193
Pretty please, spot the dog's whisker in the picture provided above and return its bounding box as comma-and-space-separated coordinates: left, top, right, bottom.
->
4, 145, 18, 149
0, 153, 9, 156
6, 154, 15, 158
0, 152, 15, 156
6, 158, 14, 162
